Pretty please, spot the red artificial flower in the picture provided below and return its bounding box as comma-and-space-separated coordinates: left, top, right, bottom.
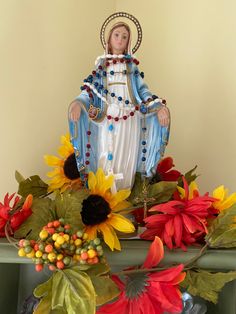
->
140, 177, 216, 250
97, 237, 185, 314
156, 157, 181, 182
0, 193, 33, 237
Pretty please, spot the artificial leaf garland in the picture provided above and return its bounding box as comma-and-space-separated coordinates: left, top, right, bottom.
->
3, 135, 236, 313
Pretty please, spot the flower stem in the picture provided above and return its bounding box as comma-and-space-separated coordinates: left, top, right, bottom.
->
4, 222, 19, 249
113, 244, 209, 276
183, 243, 209, 268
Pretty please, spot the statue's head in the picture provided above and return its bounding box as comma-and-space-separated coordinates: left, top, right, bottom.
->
106, 22, 131, 55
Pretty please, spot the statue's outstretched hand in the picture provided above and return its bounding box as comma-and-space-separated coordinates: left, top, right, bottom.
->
69, 101, 82, 121
157, 106, 170, 127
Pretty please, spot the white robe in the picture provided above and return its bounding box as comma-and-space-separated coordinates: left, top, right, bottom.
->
97, 62, 140, 190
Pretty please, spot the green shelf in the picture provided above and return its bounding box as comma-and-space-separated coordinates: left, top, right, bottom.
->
0, 239, 236, 313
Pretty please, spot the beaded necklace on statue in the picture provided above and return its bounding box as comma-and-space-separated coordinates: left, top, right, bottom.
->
80, 54, 167, 181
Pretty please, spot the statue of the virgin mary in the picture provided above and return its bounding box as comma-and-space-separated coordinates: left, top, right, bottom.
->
68, 13, 170, 191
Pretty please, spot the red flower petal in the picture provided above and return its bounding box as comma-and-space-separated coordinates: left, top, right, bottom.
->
10, 209, 32, 230
163, 228, 173, 249
181, 213, 198, 233
0, 206, 10, 220
0, 218, 7, 230
140, 293, 162, 314
161, 170, 181, 182
173, 215, 183, 247
157, 157, 174, 173
142, 237, 164, 269
147, 281, 183, 313
149, 201, 184, 215
149, 264, 184, 283
97, 291, 128, 314
165, 218, 174, 237
140, 228, 162, 241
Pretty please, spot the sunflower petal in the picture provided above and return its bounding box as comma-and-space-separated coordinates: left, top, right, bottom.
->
44, 155, 64, 167
88, 171, 97, 192
100, 175, 114, 194
96, 168, 106, 188
212, 185, 225, 202
99, 222, 115, 251
112, 200, 131, 213
221, 193, 236, 210
189, 181, 199, 200
108, 214, 135, 233
109, 190, 131, 208
58, 145, 73, 158
85, 225, 98, 240
46, 168, 62, 178
176, 186, 185, 199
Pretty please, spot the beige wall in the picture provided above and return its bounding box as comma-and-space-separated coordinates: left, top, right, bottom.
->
1, 0, 236, 198
116, 0, 236, 193
0, 0, 115, 197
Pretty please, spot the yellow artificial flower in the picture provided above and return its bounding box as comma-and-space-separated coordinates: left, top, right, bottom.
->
212, 185, 236, 211
177, 181, 199, 200
81, 168, 135, 251
44, 134, 82, 193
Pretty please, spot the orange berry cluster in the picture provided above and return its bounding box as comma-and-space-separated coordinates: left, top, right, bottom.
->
18, 218, 104, 272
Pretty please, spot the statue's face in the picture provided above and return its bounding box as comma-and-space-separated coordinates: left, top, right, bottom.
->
110, 26, 129, 54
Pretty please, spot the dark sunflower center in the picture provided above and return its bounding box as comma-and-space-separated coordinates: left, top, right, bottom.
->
81, 195, 111, 226
63, 153, 80, 180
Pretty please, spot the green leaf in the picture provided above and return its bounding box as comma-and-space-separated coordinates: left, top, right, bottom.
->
90, 276, 120, 306
85, 263, 110, 277
180, 269, 236, 304
52, 271, 67, 309
18, 175, 48, 197
148, 181, 177, 202
128, 173, 143, 203
51, 267, 96, 314
205, 204, 236, 248
15, 170, 25, 184
178, 165, 198, 187
33, 277, 53, 314
128, 173, 176, 206
33, 292, 52, 314
54, 189, 89, 232
14, 198, 55, 240
34, 276, 52, 298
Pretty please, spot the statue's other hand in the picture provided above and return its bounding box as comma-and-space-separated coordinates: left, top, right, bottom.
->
157, 106, 170, 127
69, 101, 82, 121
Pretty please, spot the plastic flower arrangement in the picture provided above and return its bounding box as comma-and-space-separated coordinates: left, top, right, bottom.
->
140, 177, 216, 250
81, 168, 135, 251
0, 193, 33, 237
97, 237, 186, 314
3, 134, 236, 313
44, 134, 82, 192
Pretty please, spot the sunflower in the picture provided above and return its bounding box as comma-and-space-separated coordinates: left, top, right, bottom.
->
212, 185, 236, 212
81, 168, 135, 251
44, 134, 82, 193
